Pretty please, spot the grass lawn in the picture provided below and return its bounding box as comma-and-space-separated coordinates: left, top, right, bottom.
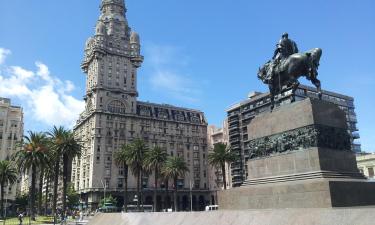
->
1, 216, 75, 224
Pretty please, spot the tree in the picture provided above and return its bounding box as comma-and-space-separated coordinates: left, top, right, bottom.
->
99, 195, 117, 208
208, 143, 237, 190
61, 131, 81, 217
13, 131, 48, 220
15, 193, 29, 211
0, 161, 18, 218
47, 126, 65, 217
48, 126, 81, 218
161, 156, 189, 212
144, 146, 168, 212
125, 139, 148, 211
114, 145, 130, 212
66, 184, 79, 210
37, 148, 53, 215
42, 161, 55, 215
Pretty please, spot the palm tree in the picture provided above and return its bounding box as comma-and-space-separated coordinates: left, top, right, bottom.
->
37, 148, 53, 215
208, 143, 237, 190
47, 126, 65, 217
13, 131, 48, 220
161, 156, 189, 212
37, 164, 45, 215
125, 139, 148, 211
0, 161, 18, 218
48, 126, 81, 218
144, 146, 168, 212
43, 162, 54, 215
114, 144, 130, 212
61, 131, 81, 217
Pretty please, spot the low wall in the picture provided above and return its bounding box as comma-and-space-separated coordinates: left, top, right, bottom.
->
88, 208, 375, 225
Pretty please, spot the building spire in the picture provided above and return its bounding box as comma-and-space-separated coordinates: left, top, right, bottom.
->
101, 0, 126, 12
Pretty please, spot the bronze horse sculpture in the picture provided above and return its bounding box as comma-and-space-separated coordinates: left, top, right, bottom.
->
257, 48, 323, 110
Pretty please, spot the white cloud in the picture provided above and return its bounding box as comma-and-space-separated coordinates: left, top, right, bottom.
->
145, 44, 200, 103
0, 48, 11, 65
0, 49, 85, 128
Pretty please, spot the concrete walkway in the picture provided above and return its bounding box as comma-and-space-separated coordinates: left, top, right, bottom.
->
87, 208, 375, 225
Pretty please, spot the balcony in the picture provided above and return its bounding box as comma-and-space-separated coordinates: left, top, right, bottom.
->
352, 132, 360, 139
229, 131, 240, 137
231, 165, 241, 171
232, 173, 242, 178
229, 125, 239, 131
231, 144, 240, 149
229, 137, 240, 143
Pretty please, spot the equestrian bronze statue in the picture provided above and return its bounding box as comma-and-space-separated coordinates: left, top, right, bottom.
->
257, 33, 322, 110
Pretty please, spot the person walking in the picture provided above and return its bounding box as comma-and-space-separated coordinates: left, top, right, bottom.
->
18, 212, 24, 225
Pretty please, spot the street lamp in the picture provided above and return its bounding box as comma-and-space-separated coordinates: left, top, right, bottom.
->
100, 179, 106, 208
189, 173, 193, 212
133, 195, 138, 211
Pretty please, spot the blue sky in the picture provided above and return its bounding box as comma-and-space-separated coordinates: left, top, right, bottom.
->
0, 0, 374, 151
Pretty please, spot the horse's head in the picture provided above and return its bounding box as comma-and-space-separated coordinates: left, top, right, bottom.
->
310, 48, 322, 67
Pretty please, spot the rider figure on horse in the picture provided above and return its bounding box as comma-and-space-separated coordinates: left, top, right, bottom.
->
267, 33, 299, 81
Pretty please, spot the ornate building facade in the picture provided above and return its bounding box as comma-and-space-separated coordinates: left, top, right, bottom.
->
0, 97, 23, 203
72, 0, 209, 211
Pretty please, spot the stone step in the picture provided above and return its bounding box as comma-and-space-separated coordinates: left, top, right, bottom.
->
242, 170, 366, 186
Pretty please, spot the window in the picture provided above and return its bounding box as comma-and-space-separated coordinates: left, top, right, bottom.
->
368, 168, 374, 178
108, 100, 126, 114
194, 180, 200, 189
118, 178, 123, 188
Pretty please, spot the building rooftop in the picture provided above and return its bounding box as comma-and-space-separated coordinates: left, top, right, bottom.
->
356, 153, 375, 161
137, 100, 204, 114
226, 84, 354, 112
0, 97, 22, 109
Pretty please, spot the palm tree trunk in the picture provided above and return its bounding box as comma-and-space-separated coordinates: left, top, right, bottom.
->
136, 170, 140, 211
52, 158, 59, 217
165, 179, 169, 209
31, 164, 37, 220
123, 164, 128, 212
38, 166, 44, 215
62, 155, 68, 217
140, 170, 144, 212
221, 163, 227, 190
153, 169, 158, 212
1, 181, 4, 218
173, 177, 178, 212
45, 176, 49, 215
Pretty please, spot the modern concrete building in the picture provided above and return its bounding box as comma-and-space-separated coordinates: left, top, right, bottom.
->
72, 0, 209, 211
227, 85, 361, 187
0, 97, 23, 203
207, 120, 231, 192
357, 153, 375, 180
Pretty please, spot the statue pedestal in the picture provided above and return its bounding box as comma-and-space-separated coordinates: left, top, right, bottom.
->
218, 98, 375, 209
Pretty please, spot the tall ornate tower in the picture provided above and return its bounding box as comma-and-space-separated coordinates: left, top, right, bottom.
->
81, 0, 143, 115
74, 0, 144, 208
74, 0, 210, 211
